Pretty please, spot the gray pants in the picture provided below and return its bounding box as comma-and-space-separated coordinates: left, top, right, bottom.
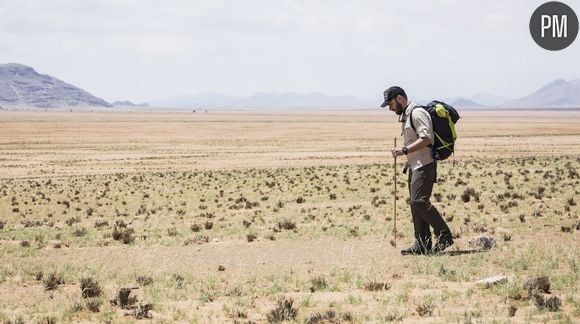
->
408, 162, 452, 248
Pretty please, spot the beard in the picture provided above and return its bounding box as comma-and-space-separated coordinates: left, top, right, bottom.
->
394, 102, 405, 115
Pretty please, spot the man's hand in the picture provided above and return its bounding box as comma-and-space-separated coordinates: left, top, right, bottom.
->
391, 148, 405, 157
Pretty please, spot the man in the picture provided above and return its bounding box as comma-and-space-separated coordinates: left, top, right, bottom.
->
381, 86, 454, 255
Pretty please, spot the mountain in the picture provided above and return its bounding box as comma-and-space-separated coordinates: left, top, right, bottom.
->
450, 97, 484, 108
150, 92, 375, 109
112, 100, 150, 108
0, 63, 111, 108
470, 92, 508, 107
504, 79, 580, 108
149, 92, 239, 108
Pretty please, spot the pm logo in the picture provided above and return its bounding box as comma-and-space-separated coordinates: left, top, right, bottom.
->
530, 1, 578, 50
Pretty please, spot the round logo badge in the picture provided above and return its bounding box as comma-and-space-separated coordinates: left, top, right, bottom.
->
530, 1, 578, 50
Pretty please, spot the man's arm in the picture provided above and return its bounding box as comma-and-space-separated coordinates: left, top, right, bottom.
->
391, 137, 432, 157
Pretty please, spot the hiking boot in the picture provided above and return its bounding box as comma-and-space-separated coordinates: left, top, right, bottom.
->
401, 242, 431, 255
432, 236, 454, 254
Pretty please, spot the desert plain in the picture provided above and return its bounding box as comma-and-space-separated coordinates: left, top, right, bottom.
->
0, 109, 578, 323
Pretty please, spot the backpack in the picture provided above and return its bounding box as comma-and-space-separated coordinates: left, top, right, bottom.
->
410, 101, 460, 160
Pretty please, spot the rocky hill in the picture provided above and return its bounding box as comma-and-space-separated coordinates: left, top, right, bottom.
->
0, 63, 111, 108
504, 79, 580, 108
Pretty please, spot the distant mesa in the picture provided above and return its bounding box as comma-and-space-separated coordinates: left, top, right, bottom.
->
112, 100, 150, 108
0, 63, 112, 109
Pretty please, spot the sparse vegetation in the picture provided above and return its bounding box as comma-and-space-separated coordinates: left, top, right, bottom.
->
267, 297, 297, 323
43, 272, 64, 291
0, 111, 578, 322
80, 277, 102, 298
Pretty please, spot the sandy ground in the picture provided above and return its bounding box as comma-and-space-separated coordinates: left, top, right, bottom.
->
1, 109, 579, 179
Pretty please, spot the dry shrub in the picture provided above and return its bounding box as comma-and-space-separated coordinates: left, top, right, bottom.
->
524, 276, 550, 294
277, 219, 296, 231
80, 277, 102, 298
165, 226, 176, 237
113, 287, 138, 309
561, 225, 572, 233
531, 292, 561, 312
112, 223, 134, 244
136, 275, 154, 286
190, 224, 201, 232
65, 216, 80, 226
43, 272, 65, 291
94, 220, 108, 228
416, 300, 435, 317
306, 310, 353, 324
42, 315, 57, 324
84, 298, 102, 312
73, 227, 87, 237
267, 297, 297, 323
310, 275, 328, 292
501, 232, 512, 241
364, 280, 391, 291
508, 305, 517, 317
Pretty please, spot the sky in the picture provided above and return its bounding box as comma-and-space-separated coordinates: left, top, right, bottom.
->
1, 0, 579, 103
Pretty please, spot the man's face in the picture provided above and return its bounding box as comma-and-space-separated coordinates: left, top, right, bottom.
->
388, 96, 405, 115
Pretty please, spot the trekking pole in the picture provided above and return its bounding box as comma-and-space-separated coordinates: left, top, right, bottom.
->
393, 137, 397, 248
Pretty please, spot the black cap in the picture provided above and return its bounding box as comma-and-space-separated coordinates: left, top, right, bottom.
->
380, 86, 406, 108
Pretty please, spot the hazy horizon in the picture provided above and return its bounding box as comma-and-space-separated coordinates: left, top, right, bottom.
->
1, 0, 579, 103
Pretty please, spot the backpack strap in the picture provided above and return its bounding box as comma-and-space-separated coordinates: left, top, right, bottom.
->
408, 105, 423, 132
408, 105, 433, 149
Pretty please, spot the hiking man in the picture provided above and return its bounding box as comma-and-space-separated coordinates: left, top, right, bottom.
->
381, 86, 454, 255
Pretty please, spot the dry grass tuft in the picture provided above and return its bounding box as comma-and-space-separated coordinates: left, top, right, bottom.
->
43, 272, 64, 291
531, 292, 561, 312
84, 298, 102, 313
364, 280, 391, 291
267, 297, 297, 323
112, 221, 135, 244
508, 304, 517, 317
246, 233, 257, 242
416, 300, 435, 317
80, 277, 102, 298
112, 287, 138, 309
136, 275, 154, 286
306, 310, 354, 324
310, 275, 328, 292
524, 276, 551, 294
277, 219, 297, 231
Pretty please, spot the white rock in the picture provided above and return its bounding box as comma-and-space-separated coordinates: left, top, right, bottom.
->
469, 236, 497, 250
476, 275, 508, 288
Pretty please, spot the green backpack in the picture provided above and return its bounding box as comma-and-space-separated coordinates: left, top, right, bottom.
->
410, 101, 460, 160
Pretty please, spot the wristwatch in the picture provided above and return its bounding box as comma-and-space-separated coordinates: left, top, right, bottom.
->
402, 146, 408, 155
